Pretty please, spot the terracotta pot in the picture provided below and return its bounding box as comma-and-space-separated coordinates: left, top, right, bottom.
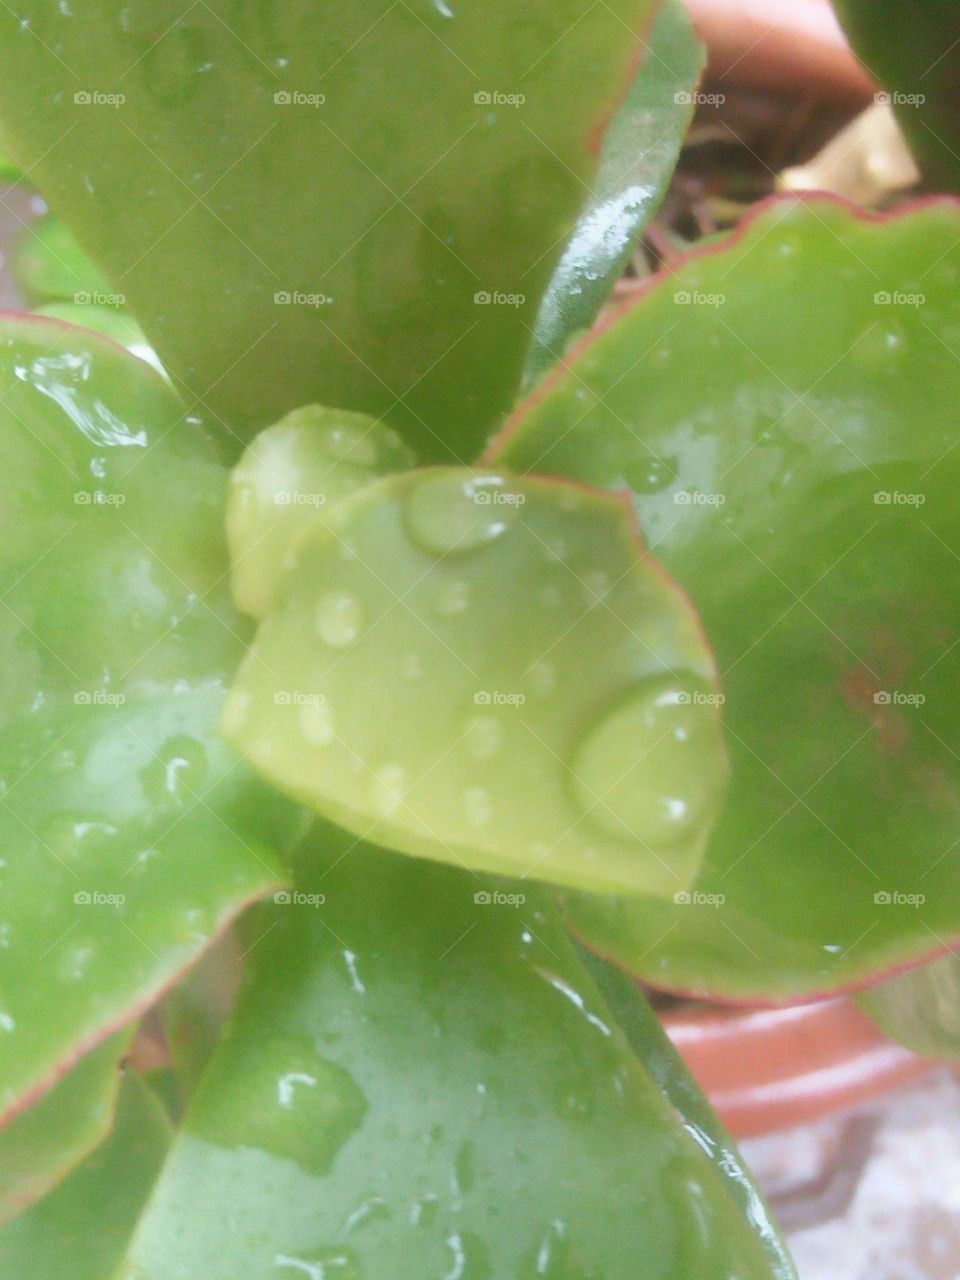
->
661, 997, 937, 1138
684, 0, 875, 108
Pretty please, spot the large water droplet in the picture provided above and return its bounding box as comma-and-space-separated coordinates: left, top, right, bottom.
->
570, 676, 726, 845
405, 472, 521, 556
316, 594, 363, 648
317, 419, 378, 467
463, 786, 492, 828
195, 1037, 366, 1177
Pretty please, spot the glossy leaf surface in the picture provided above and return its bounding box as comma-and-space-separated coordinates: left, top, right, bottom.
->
832, 1, 960, 191
493, 195, 960, 998
0, 317, 300, 1122
0, 1075, 168, 1280
582, 952, 796, 1280
34, 301, 164, 375
225, 467, 728, 897
859, 953, 960, 1058
227, 405, 414, 620
525, 0, 705, 383
12, 215, 108, 304
0, 1031, 129, 1227
120, 829, 790, 1280
0, 0, 656, 460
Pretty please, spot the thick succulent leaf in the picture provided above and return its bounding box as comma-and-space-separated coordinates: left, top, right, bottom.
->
525, 0, 705, 383
34, 302, 164, 375
858, 953, 960, 1058
0, 1030, 129, 1227
582, 952, 796, 1280
832, 1, 960, 191
12, 215, 109, 304
0, 1073, 168, 1280
224, 467, 727, 897
160, 933, 242, 1105
0, 0, 657, 461
492, 195, 960, 999
119, 829, 790, 1280
0, 317, 301, 1122
227, 405, 414, 620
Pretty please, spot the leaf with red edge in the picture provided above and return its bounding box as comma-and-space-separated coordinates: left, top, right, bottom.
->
491, 194, 960, 1000
0, 316, 301, 1124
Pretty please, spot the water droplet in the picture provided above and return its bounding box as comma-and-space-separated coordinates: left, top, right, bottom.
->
44, 816, 118, 863
0, 1012, 14, 1033
437, 580, 470, 615
518, 1219, 571, 1279
57, 939, 96, 982
299, 699, 335, 747
527, 661, 556, 696
195, 1037, 366, 1177
463, 786, 492, 828
405, 472, 521, 556
444, 1232, 490, 1280
570, 676, 726, 846
316, 594, 363, 648
343, 1194, 389, 1235
540, 584, 563, 610
368, 764, 409, 817
140, 735, 207, 805
462, 715, 502, 760
274, 1248, 362, 1279
623, 455, 677, 494
403, 652, 422, 680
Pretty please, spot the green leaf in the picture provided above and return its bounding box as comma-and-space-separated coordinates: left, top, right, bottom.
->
491, 194, 960, 999
227, 404, 414, 620
118, 828, 792, 1280
33, 302, 164, 376
12, 215, 109, 304
525, 0, 705, 383
0, 316, 302, 1122
858, 952, 960, 1058
224, 467, 728, 897
831, 1, 960, 192
0, 1074, 169, 1280
0, 0, 658, 460
0, 1030, 130, 1227
581, 952, 796, 1280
